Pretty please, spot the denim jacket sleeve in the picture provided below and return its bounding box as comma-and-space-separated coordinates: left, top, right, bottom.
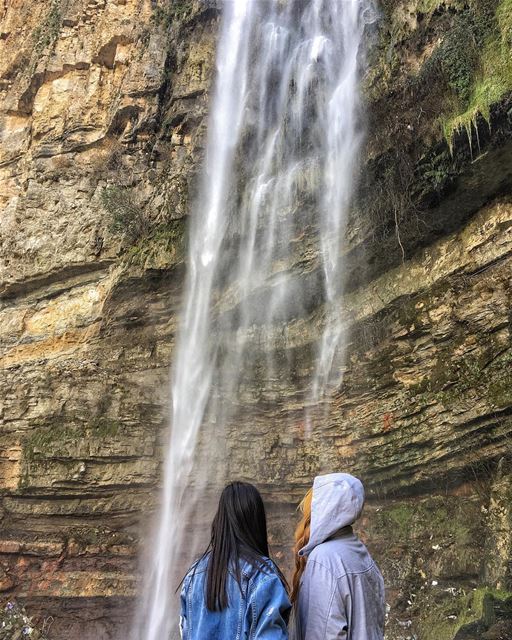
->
248, 571, 291, 639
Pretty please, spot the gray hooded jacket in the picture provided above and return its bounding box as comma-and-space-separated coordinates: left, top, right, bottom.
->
295, 473, 385, 640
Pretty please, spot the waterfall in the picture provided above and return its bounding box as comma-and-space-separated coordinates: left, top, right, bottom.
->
133, 2, 374, 638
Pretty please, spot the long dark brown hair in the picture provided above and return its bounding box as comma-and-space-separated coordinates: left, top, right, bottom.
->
203, 481, 287, 611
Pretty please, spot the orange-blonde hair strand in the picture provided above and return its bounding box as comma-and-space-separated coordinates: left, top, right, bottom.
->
290, 488, 312, 604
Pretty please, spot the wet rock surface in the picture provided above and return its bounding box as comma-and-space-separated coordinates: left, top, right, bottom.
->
0, 0, 511, 638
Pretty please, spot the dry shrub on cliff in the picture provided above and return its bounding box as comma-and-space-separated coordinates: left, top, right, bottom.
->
152, 1, 193, 29
101, 185, 150, 244
89, 138, 126, 181
44, 154, 74, 181
102, 138, 125, 172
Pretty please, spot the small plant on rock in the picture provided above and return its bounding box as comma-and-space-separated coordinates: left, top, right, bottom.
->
0, 601, 50, 639
152, 1, 193, 29
32, 0, 62, 57
101, 185, 150, 244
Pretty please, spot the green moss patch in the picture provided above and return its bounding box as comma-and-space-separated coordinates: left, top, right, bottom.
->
152, 1, 193, 29
101, 181, 187, 268
32, 0, 62, 58
375, 496, 475, 546
124, 219, 186, 269
19, 417, 130, 490
407, 346, 512, 410
419, 588, 512, 640
23, 417, 124, 462
442, 0, 512, 145
417, 0, 444, 13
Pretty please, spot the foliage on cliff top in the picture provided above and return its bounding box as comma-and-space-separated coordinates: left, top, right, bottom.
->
441, 0, 512, 145
371, 0, 512, 149
0, 601, 50, 639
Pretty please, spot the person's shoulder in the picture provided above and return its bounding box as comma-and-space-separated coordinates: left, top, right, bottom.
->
308, 537, 346, 561
185, 554, 208, 581
195, 552, 210, 569
307, 540, 345, 573
246, 558, 290, 610
308, 536, 376, 578
244, 557, 284, 589
244, 556, 276, 578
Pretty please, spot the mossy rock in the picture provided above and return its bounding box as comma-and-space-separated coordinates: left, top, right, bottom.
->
124, 219, 187, 269
440, 0, 512, 144
22, 416, 124, 462
32, 0, 62, 58
66, 525, 135, 550
419, 588, 512, 640
152, 0, 194, 29
374, 495, 476, 546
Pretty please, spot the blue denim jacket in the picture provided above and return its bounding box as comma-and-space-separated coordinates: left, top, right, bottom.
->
180, 554, 290, 640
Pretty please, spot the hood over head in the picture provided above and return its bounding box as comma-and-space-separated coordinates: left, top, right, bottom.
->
299, 473, 365, 557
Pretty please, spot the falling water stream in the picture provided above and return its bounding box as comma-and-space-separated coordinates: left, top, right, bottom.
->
133, 2, 374, 638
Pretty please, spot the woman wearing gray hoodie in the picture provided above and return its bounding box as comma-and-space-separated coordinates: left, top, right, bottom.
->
291, 473, 385, 640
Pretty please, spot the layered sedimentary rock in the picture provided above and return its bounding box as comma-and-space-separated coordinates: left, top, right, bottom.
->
0, 1, 511, 639
0, 1, 214, 636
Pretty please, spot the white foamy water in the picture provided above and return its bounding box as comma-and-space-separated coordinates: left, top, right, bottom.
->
133, 2, 374, 638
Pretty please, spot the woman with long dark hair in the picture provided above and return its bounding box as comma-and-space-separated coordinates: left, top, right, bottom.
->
180, 481, 291, 639
291, 473, 385, 640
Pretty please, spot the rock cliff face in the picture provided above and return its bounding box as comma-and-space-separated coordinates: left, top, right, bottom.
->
0, 1, 510, 639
